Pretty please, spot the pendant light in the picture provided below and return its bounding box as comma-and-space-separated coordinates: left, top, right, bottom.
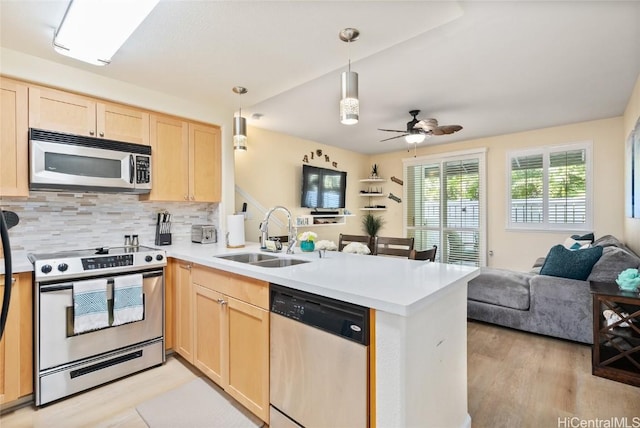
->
232, 86, 248, 151
339, 28, 360, 125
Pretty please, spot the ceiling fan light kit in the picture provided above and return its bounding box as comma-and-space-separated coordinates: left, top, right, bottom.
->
232, 86, 248, 151
339, 28, 360, 125
405, 133, 426, 144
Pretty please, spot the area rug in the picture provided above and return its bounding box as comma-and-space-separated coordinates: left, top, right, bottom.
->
136, 377, 264, 428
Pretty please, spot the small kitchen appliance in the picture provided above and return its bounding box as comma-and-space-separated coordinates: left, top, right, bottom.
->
29, 245, 166, 405
191, 225, 216, 244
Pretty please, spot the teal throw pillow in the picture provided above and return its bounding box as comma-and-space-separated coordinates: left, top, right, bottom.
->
540, 244, 603, 280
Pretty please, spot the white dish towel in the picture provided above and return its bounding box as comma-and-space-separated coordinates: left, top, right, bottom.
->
112, 273, 144, 326
73, 278, 109, 334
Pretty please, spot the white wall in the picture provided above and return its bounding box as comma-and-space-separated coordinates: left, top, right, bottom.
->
235, 126, 370, 244
371, 117, 625, 271
624, 73, 640, 255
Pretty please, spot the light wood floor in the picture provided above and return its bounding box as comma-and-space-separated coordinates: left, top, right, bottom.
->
1, 323, 639, 427
468, 321, 640, 427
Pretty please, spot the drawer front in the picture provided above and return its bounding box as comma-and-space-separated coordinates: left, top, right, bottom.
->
191, 265, 268, 309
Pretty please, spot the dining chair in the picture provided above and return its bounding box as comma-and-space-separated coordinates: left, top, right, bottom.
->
338, 234, 372, 252
409, 245, 438, 262
374, 236, 414, 257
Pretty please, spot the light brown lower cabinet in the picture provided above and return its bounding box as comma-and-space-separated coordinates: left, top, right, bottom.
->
0, 272, 33, 405
174, 261, 194, 362
173, 262, 270, 423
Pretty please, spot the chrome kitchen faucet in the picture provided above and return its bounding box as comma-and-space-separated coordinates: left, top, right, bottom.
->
259, 206, 297, 254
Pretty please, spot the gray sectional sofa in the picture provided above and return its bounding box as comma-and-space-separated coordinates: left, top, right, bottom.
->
467, 235, 640, 344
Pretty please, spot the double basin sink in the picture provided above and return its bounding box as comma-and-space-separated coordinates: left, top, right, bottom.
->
215, 252, 310, 268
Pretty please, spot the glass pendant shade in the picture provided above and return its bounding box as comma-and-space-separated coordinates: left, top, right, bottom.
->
233, 115, 247, 151
340, 70, 359, 125
405, 133, 426, 144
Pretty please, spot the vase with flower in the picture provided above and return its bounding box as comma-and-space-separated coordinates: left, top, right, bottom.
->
298, 231, 318, 252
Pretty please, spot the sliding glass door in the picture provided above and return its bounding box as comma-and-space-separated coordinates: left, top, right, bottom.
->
404, 150, 486, 266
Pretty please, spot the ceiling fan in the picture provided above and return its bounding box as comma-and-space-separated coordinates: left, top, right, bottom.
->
378, 110, 463, 143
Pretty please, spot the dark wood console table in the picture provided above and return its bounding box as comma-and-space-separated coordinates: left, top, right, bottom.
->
590, 281, 640, 387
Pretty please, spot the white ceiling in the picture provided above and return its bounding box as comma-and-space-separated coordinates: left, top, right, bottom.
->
1, 1, 639, 155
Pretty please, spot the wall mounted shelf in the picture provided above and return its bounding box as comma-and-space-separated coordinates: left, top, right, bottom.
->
296, 214, 355, 227
360, 178, 387, 211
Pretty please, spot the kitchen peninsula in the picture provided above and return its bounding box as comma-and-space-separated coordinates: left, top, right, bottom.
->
2, 241, 478, 427
166, 241, 479, 428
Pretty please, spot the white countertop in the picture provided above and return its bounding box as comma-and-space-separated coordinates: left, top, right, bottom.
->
164, 241, 480, 316
0, 251, 33, 275
2, 241, 479, 316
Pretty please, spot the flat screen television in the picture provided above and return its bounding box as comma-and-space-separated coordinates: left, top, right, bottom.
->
300, 164, 347, 209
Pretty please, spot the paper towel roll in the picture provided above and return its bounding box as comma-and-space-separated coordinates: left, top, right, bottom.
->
227, 214, 245, 248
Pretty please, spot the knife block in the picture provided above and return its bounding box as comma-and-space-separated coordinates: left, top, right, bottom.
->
154, 224, 172, 246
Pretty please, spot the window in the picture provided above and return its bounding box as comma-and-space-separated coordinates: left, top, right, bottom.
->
507, 142, 592, 231
404, 149, 486, 267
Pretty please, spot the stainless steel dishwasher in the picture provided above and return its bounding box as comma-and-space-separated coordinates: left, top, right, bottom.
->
269, 284, 369, 428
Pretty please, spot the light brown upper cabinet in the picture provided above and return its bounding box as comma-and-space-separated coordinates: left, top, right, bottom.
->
28, 86, 149, 145
0, 78, 29, 197
142, 114, 221, 202
189, 123, 221, 202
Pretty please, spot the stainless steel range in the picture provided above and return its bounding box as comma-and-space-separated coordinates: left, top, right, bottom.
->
29, 245, 166, 406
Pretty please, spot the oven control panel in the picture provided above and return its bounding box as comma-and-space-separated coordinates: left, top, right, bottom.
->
32, 249, 167, 281
82, 254, 134, 270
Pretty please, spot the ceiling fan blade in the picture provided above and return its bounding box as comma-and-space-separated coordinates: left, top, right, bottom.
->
414, 118, 438, 131
433, 125, 463, 135
377, 128, 407, 133
380, 134, 408, 142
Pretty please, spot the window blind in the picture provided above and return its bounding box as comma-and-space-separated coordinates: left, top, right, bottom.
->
507, 143, 590, 230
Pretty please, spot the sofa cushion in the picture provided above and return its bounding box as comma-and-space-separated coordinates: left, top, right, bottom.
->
468, 268, 533, 310
593, 234, 631, 251
540, 245, 603, 280
588, 246, 640, 283
563, 236, 591, 250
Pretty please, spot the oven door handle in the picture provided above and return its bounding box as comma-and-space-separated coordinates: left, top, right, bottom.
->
40, 284, 73, 293
39, 270, 163, 293
142, 271, 163, 279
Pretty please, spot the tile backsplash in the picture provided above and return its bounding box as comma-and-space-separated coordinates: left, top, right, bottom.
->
1, 192, 218, 253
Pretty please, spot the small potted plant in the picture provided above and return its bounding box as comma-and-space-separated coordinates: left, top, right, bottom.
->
298, 231, 318, 252
361, 213, 385, 249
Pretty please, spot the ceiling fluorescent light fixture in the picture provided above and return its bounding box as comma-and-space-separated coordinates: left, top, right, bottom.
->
405, 133, 426, 144
339, 28, 360, 125
233, 86, 248, 151
53, 0, 159, 66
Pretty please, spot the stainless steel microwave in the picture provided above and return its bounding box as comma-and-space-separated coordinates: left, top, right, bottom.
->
29, 128, 152, 194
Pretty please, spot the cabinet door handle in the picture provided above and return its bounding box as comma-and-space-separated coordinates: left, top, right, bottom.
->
99, 131, 104, 137
89, 130, 95, 136
179, 264, 191, 270
217, 298, 227, 306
